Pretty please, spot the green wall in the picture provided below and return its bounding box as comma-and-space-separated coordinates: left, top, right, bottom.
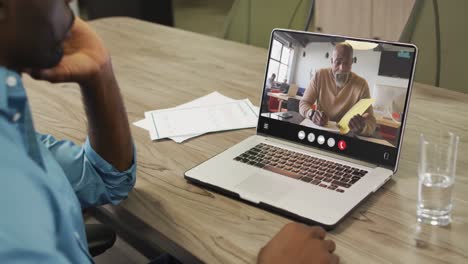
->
410, 0, 468, 93
223, 0, 310, 48
224, 0, 468, 93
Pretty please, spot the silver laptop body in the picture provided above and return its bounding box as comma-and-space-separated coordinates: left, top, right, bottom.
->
185, 29, 418, 229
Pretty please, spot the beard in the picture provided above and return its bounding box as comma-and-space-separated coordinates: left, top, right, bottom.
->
334, 72, 350, 87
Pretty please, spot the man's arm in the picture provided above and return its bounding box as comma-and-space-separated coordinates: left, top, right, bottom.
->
38, 18, 133, 172
31, 18, 136, 207
299, 73, 319, 118
37, 133, 136, 207
80, 64, 133, 172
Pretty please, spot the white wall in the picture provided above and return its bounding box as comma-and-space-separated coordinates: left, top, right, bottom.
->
291, 43, 332, 89
374, 76, 410, 89
287, 45, 300, 83
290, 42, 410, 94
352, 49, 410, 96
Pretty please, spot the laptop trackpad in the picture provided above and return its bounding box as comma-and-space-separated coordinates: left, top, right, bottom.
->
234, 172, 294, 204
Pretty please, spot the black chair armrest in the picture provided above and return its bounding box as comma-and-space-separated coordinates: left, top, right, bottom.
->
86, 224, 117, 257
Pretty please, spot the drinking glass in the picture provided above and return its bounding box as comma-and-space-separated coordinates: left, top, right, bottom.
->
417, 132, 459, 226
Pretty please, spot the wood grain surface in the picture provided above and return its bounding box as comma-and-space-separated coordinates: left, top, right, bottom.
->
24, 17, 468, 264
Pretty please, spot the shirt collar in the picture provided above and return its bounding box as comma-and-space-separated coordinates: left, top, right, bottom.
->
0, 67, 23, 111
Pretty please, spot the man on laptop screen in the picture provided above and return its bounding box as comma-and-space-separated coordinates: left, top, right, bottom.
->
299, 43, 376, 137
261, 32, 415, 148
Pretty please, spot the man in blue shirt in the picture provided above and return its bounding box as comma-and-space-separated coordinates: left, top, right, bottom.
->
0, 0, 136, 263
0, 1, 339, 263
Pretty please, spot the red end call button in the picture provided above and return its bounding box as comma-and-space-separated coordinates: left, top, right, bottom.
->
338, 140, 347, 151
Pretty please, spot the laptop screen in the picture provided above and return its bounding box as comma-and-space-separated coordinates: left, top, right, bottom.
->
257, 30, 417, 169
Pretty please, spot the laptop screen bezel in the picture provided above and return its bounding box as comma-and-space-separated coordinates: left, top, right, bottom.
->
256, 29, 418, 172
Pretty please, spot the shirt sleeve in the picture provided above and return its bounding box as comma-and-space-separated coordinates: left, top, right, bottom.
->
299, 71, 320, 118
37, 133, 137, 208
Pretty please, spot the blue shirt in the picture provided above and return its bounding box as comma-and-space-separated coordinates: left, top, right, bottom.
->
0, 67, 137, 263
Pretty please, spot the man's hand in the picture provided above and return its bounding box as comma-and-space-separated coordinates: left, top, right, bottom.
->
258, 223, 339, 264
348, 113, 369, 134
34, 17, 110, 85
28, 17, 133, 172
312, 110, 329, 127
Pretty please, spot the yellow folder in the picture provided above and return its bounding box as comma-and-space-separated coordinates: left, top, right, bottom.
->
337, 98, 375, 134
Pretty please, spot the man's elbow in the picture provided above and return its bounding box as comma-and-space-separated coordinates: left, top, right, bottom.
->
102, 164, 137, 205
299, 100, 311, 117
106, 174, 137, 205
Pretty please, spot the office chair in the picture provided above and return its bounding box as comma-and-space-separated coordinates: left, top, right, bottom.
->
286, 97, 300, 113
268, 89, 282, 112
86, 223, 117, 257
400, 0, 468, 93
83, 208, 116, 257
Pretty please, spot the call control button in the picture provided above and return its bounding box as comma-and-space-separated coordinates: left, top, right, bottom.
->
338, 140, 347, 150
298, 131, 306, 140
317, 135, 325, 145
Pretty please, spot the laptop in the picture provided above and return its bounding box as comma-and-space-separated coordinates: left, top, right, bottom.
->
185, 29, 418, 229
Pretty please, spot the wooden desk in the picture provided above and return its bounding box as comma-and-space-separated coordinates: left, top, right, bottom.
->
25, 18, 468, 264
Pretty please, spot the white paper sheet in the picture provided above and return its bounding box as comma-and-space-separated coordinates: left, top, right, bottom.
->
133, 92, 259, 143
133, 118, 152, 131
145, 99, 258, 140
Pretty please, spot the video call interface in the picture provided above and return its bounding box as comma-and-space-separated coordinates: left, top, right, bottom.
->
261, 31, 416, 149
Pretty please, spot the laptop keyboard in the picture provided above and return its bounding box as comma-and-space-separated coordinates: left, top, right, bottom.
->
233, 143, 368, 193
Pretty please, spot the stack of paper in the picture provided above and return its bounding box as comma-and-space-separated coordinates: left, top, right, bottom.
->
134, 92, 260, 143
